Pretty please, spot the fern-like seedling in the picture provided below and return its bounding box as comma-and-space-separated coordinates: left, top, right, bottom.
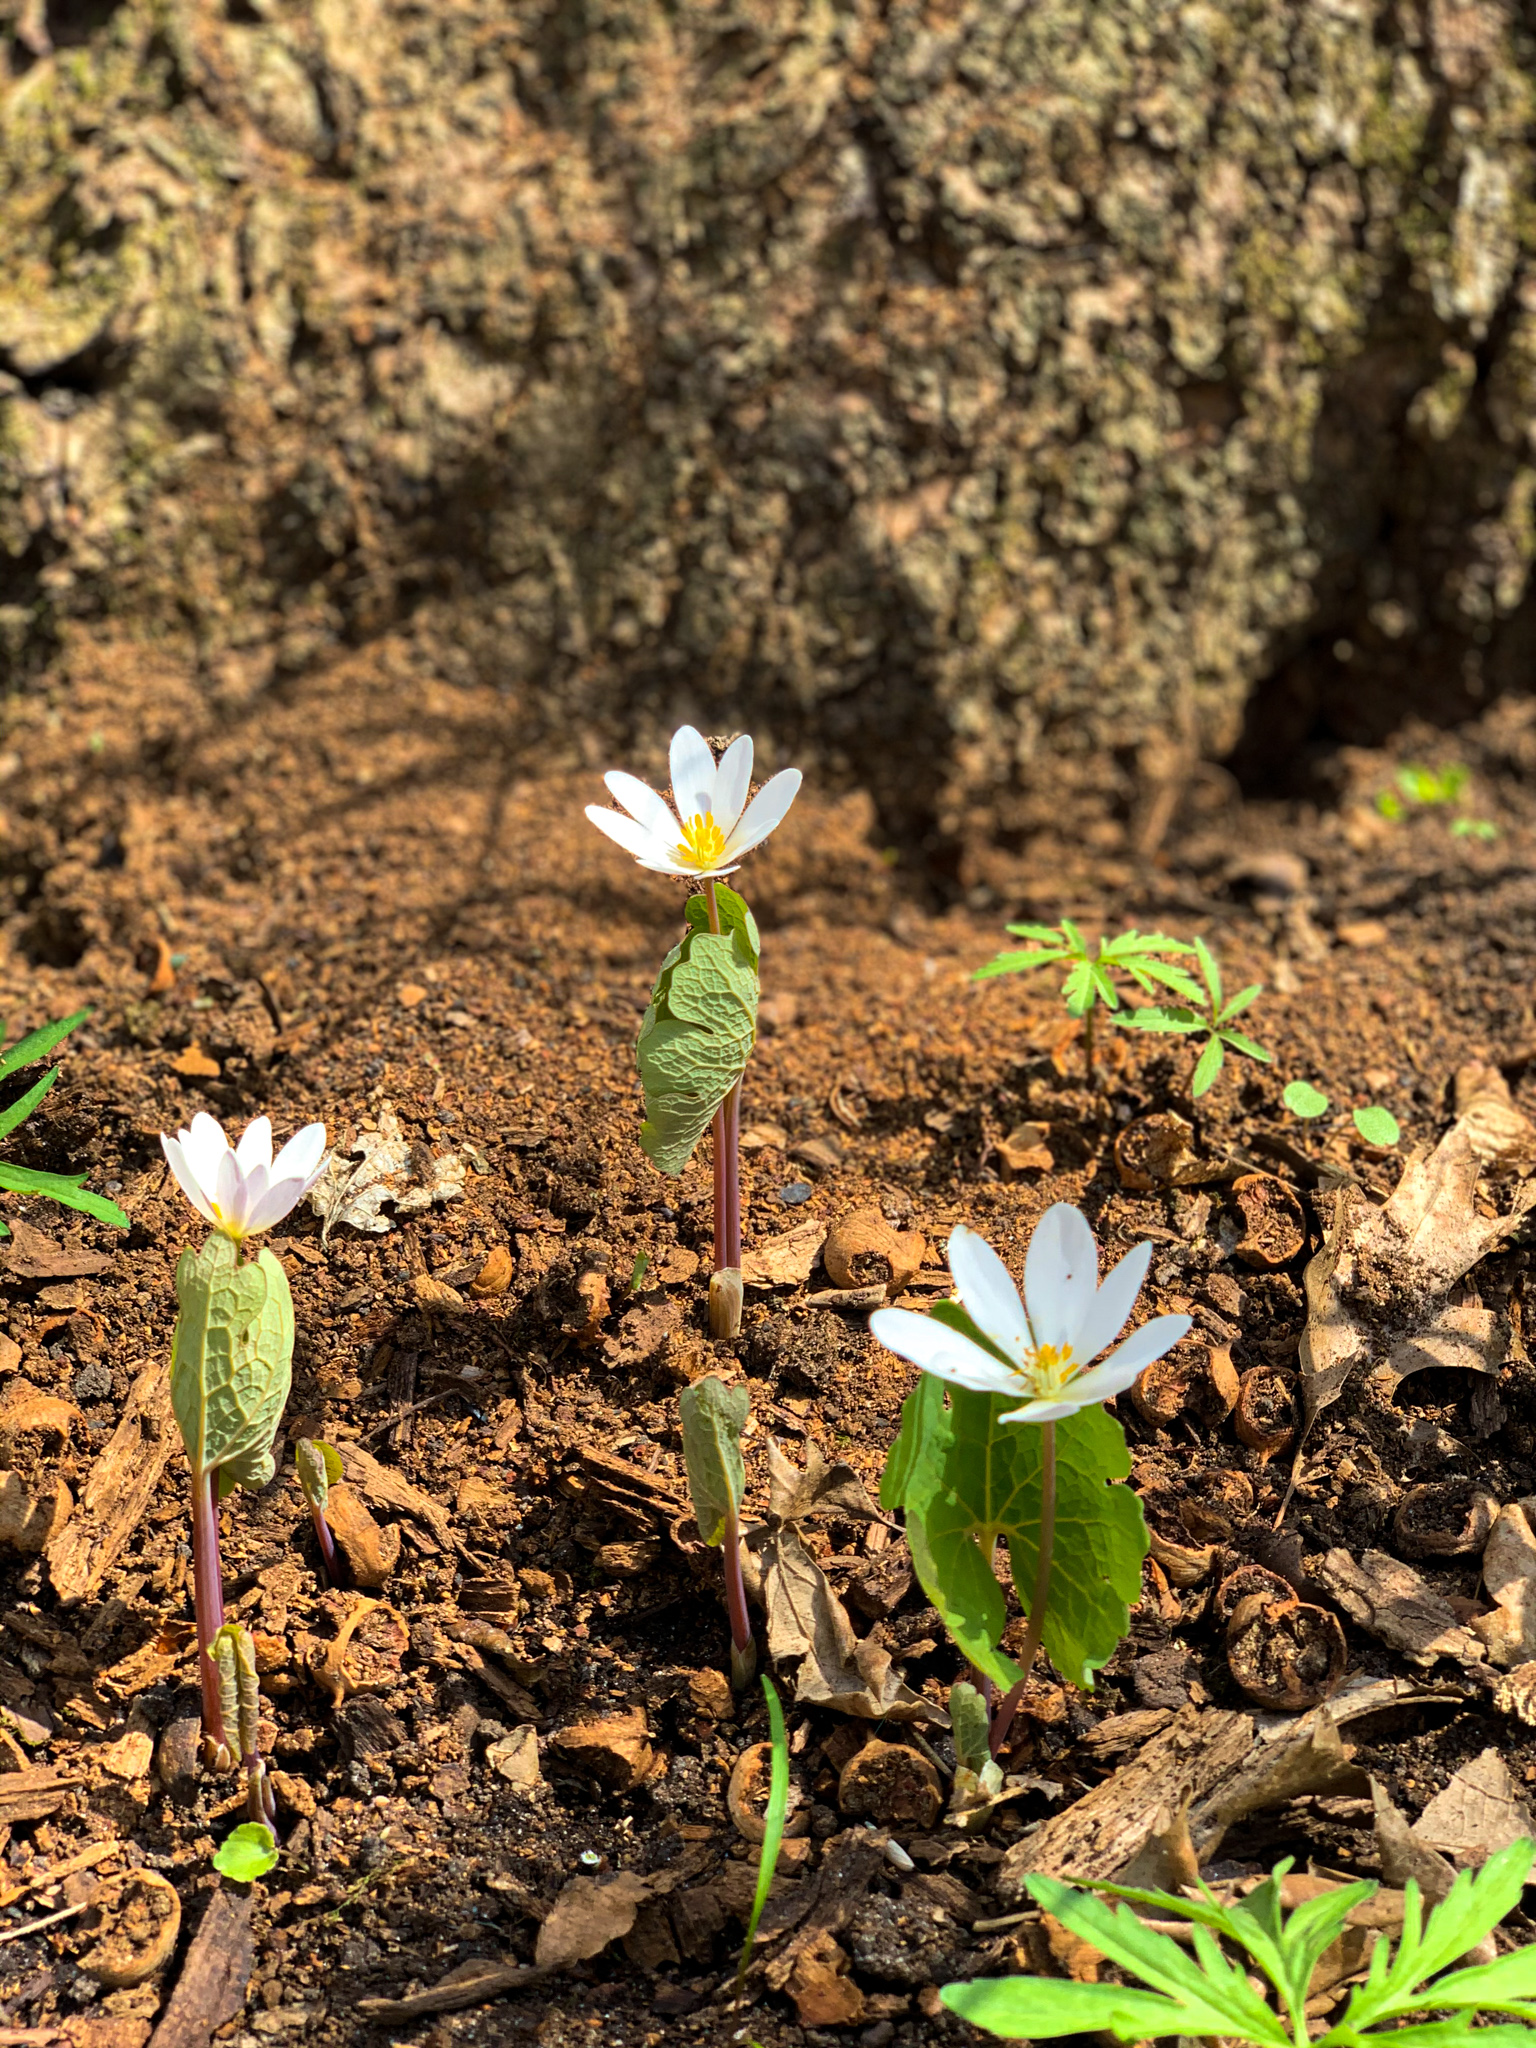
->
1120, 936, 1270, 1097
974, 923, 1199, 1082
944, 1838, 1536, 2047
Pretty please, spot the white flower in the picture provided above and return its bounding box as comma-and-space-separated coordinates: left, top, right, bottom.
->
870, 1204, 1191, 1424
161, 1112, 328, 1241
585, 724, 802, 879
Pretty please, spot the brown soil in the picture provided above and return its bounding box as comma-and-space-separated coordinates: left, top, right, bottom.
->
0, 641, 1535, 2047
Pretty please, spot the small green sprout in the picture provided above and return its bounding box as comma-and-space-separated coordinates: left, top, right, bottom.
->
628, 1251, 649, 1293
295, 1439, 343, 1585
678, 1374, 754, 1689
974, 922, 1199, 1083
734, 1677, 788, 2005
1396, 761, 1469, 806
1450, 816, 1498, 842
210, 1621, 274, 1826
943, 1837, 1536, 2048
212, 1821, 278, 1883
1282, 1081, 1329, 1119
1352, 1105, 1400, 1147
1120, 938, 1270, 1097
0, 1010, 129, 1235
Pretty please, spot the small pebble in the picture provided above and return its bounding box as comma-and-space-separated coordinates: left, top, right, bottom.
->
777, 1182, 814, 1205
883, 1838, 914, 1873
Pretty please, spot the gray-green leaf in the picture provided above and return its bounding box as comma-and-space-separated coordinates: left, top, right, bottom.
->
635, 900, 759, 1176
170, 1234, 296, 1487
678, 1374, 748, 1547
295, 1438, 343, 1510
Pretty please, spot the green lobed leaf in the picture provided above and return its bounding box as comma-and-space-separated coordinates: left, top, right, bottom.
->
678, 1374, 748, 1548
948, 1681, 992, 1776
1284, 1080, 1330, 1118
1352, 1105, 1401, 1148
170, 1234, 296, 1487
1218, 1027, 1272, 1065
683, 882, 760, 969
1191, 1036, 1225, 1096
212, 1821, 278, 1882
1122, 958, 1205, 1003
883, 1386, 1147, 1689
1003, 922, 1068, 944
1061, 959, 1100, 1016
1219, 982, 1264, 1022
973, 947, 1069, 981
635, 903, 758, 1176
1117, 1004, 1202, 1035
0, 1009, 91, 1082
0, 1162, 130, 1228
940, 1975, 1195, 2042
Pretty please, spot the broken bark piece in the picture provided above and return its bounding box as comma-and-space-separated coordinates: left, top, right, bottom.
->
1474, 1502, 1536, 1667
740, 1221, 827, 1289
547, 1707, 655, 1791
1232, 1174, 1306, 1268
47, 1367, 173, 1606
1315, 1549, 1483, 1669
79, 1872, 181, 1988
822, 1209, 925, 1295
468, 1246, 514, 1298
1226, 1593, 1347, 1709
837, 1740, 943, 1831
336, 1441, 451, 1552
0, 1393, 79, 1553
322, 1483, 400, 1589
356, 1960, 550, 2022
3, 1221, 112, 1284
0, 1764, 77, 1823
1234, 1366, 1298, 1459
1392, 1480, 1498, 1559
996, 1122, 1053, 1176
785, 1929, 866, 2028
147, 1887, 253, 2048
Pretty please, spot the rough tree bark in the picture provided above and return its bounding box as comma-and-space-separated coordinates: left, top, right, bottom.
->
1, 0, 1533, 842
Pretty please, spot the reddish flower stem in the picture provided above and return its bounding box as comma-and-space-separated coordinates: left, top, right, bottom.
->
703, 881, 742, 1274
192, 1465, 229, 1755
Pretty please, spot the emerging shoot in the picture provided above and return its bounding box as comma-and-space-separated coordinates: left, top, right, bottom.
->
295, 1438, 344, 1585
210, 1621, 274, 1826
679, 1374, 755, 1689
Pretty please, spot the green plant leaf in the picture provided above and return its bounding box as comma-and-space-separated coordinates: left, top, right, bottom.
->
0, 1066, 61, 1145
635, 908, 758, 1176
0, 1163, 130, 1229
736, 1676, 789, 2000
1283, 1081, 1330, 1118
948, 1681, 992, 1775
973, 947, 1067, 982
940, 1974, 1198, 2041
1003, 922, 1067, 945
1101, 930, 1197, 959
295, 1438, 343, 1510
1117, 1005, 1202, 1035
1121, 958, 1205, 1003
683, 882, 760, 969
1194, 935, 1223, 1011
1191, 1035, 1225, 1096
1219, 982, 1264, 1022
0, 1009, 91, 1082
884, 1388, 1146, 1689
678, 1374, 748, 1548
212, 1821, 278, 1882
1352, 1105, 1401, 1147
170, 1234, 295, 1487
1061, 959, 1099, 1017
1218, 1028, 1272, 1064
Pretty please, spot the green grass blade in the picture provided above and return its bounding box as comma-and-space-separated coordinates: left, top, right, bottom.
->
735, 1676, 790, 2003
0, 1009, 91, 1082
1194, 935, 1222, 1010
0, 1163, 130, 1229
0, 1066, 60, 1145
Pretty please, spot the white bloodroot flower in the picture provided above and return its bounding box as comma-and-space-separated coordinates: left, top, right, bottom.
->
585, 724, 801, 879
870, 1204, 1191, 1425
161, 1113, 328, 1242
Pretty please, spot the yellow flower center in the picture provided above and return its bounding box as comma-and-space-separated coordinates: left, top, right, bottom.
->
208, 1200, 245, 1242
677, 810, 728, 869
1021, 1342, 1077, 1398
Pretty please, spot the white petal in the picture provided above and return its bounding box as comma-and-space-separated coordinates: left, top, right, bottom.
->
270, 1122, 327, 1189
868, 1308, 1019, 1396
999, 1395, 1091, 1425
1070, 1241, 1153, 1366
1024, 1203, 1098, 1352
947, 1226, 1028, 1354
214, 1147, 244, 1230
244, 1176, 310, 1234
161, 1134, 219, 1227
1091, 1313, 1194, 1389
234, 1116, 273, 1175
586, 804, 670, 865
182, 1112, 231, 1197
238, 1161, 270, 1228
669, 726, 718, 825
723, 768, 801, 857
711, 736, 754, 835
637, 852, 716, 877
604, 770, 679, 842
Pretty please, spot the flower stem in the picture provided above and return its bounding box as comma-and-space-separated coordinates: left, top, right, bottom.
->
192, 1466, 229, 1759
310, 1505, 340, 1587
722, 1507, 756, 1688
1083, 1006, 1096, 1086
703, 880, 744, 1332
989, 1421, 1056, 1758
